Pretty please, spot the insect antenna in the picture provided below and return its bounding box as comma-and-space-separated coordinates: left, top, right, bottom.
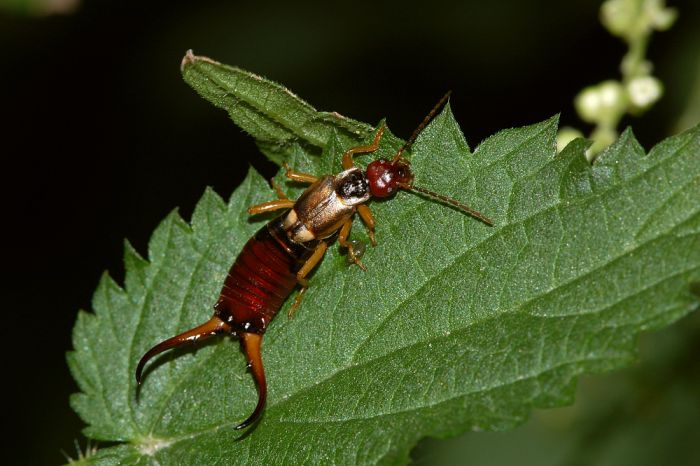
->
392, 90, 452, 163
408, 185, 494, 226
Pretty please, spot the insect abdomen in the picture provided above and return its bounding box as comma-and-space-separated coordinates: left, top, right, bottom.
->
214, 214, 316, 333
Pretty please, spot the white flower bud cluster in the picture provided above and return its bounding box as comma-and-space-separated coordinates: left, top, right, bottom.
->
560, 0, 674, 158
601, 0, 677, 41
574, 76, 663, 125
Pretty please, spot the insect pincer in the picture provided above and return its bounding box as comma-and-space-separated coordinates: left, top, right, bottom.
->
135, 316, 228, 384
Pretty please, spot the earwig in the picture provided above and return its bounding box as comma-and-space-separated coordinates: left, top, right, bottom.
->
135, 92, 493, 430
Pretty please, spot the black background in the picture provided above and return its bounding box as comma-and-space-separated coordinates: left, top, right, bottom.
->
1, 1, 698, 464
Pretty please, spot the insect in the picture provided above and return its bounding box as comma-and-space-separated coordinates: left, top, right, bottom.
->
135, 92, 493, 430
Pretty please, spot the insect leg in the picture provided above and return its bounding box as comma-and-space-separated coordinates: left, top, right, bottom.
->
247, 199, 295, 216
357, 204, 377, 246
282, 161, 318, 184
342, 126, 386, 170
288, 242, 328, 318
271, 179, 288, 199
338, 218, 366, 271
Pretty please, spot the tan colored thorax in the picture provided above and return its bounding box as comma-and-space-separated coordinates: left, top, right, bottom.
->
282, 175, 357, 244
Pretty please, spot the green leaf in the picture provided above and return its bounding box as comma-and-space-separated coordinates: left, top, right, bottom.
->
68, 55, 700, 465
411, 310, 700, 466
180, 50, 374, 164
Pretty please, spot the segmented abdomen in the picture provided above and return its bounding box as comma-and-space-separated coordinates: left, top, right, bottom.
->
214, 213, 316, 333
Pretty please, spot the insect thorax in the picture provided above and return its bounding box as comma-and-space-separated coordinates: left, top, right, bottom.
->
286, 169, 368, 242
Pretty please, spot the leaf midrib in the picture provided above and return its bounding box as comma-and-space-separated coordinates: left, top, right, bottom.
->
351, 206, 697, 367
203, 69, 325, 147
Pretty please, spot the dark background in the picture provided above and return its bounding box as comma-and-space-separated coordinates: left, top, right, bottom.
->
1, 0, 698, 465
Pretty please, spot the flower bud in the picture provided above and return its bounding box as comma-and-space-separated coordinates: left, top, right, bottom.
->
556, 127, 584, 153
627, 75, 663, 109
575, 81, 626, 124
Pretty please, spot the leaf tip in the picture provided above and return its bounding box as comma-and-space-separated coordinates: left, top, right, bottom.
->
180, 49, 195, 72
180, 49, 221, 73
